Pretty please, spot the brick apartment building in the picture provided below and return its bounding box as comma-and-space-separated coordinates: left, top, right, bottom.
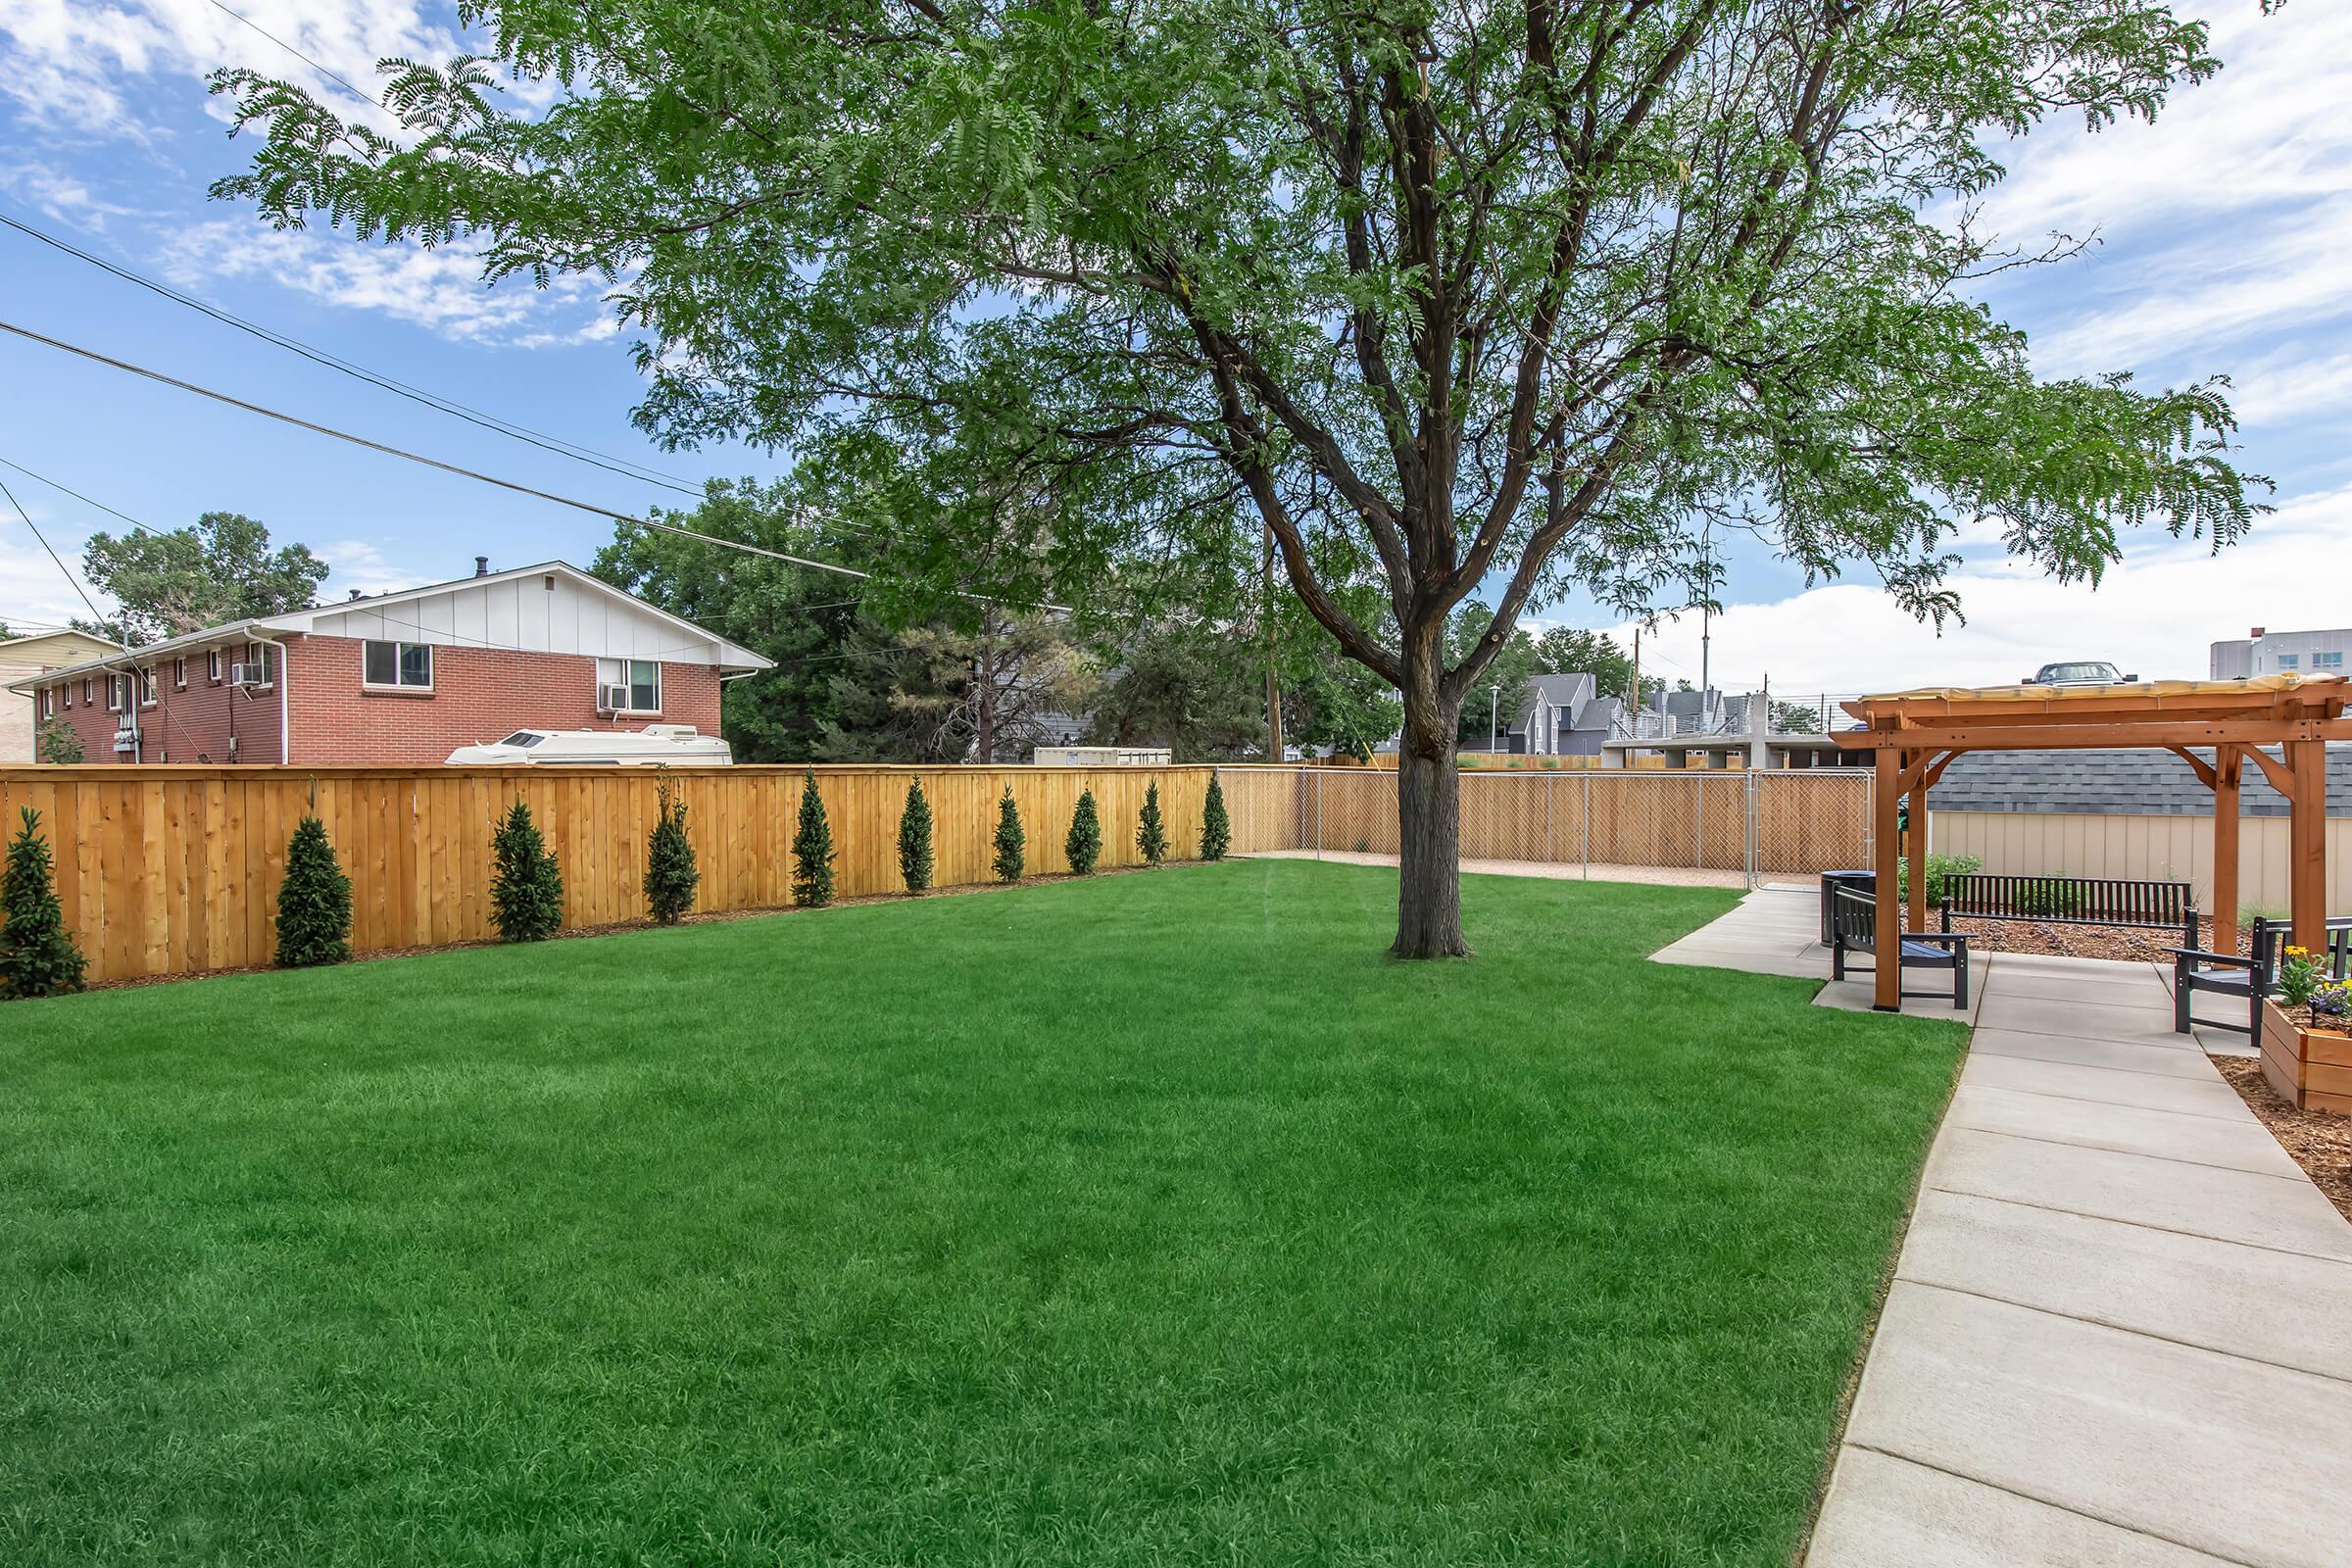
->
8, 561, 771, 766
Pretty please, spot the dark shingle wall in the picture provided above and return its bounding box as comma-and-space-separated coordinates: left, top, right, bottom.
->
1930, 746, 2352, 817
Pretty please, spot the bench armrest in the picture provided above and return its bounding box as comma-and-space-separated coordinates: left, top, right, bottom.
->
2169, 948, 2254, 970
1899, 931, 1968, 947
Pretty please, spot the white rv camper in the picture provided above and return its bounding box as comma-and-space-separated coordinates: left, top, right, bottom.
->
445, 725, 733, 766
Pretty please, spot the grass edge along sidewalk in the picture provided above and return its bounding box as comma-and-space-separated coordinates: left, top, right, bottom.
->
1, 860, 1964, 1566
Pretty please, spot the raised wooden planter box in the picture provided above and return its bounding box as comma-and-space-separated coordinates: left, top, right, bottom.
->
2259, 1000, 2352, 1116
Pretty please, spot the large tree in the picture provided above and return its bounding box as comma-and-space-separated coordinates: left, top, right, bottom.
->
78, 512, 326, 646
219, 0, 2262, 956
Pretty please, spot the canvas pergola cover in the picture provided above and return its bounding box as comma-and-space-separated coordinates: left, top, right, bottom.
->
1841, 675, 2351, 1011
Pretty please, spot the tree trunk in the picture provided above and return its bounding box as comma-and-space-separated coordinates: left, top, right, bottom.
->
1393, 648, 1468, 959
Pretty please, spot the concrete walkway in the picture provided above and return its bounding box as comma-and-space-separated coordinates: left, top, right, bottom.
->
1658, 889, 2352, 1567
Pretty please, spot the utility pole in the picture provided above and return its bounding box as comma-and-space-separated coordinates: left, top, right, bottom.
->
1491, 684, 1499, 751
1263, 522, 1283, 761
1697, 522, 1712, 710
1631, 625, 1642, 716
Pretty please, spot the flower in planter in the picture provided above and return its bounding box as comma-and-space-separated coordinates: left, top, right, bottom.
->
2277, 945, 2327, 1010
2314, 980, 2349, 1019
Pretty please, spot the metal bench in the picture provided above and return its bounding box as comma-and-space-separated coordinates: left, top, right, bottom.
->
2172, 916, 2352, 1037
1937, 873, 2198, 951
1832, 885, 1971, 1008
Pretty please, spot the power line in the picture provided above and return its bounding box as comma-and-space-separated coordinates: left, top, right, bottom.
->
0, 210, 704, 498
0, 474, 213, 759
0, 318, 1070, 613
206, 0, 377, 109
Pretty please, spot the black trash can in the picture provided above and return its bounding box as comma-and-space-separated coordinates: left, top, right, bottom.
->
1821, 870, 1875, 945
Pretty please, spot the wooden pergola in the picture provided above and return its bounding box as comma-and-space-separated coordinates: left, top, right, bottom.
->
1842, 676, 2351, 1011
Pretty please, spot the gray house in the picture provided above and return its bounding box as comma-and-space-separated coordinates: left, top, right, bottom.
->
1506, 673, 1621, 757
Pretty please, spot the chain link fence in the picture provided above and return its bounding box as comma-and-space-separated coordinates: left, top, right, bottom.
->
1219, 766, 1873, 887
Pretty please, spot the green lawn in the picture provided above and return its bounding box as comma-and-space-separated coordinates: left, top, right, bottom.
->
1, 860, 1963, 1566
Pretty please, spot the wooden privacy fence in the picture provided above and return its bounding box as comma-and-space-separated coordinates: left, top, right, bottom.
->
0, 761, 1873, 985
1215, 766, 1872, 875
0, 764, 1218, 985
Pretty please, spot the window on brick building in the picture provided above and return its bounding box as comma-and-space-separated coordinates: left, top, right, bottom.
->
82, 677, 93, 705
363, 639, 434, 689
139, 669, 157, 707
207, 649, 221, 682
173, 657, 187, 689
242, 643, 275, 686
596, 657, 661, 712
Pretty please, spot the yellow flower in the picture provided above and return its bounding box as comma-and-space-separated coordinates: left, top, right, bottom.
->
2286, 945, 2310, 956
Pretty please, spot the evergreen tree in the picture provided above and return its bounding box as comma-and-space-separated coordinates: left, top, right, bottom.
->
1200, 771, 1232, 862
993, 788, 1025, 883
792, 768, 835, 907
273, 813, 352, 967
490, 800, 564, 942
0, 807, 86, 999
1065, 788, 1102, 875
35, 715, 83, 764
643, 779, 699, 924
898, 777, 934, 893
1136, 781, 1169, 867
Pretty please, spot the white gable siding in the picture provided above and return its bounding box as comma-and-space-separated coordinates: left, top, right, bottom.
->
307, 574, 722, 663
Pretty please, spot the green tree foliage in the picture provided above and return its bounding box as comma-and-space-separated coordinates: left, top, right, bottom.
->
490, 801, 564, 943
218, 1, 2263, 956
35, 715, 83, 765
1447, 603, 1541, 748
992, 789, 1026, 883
76, 512, 326, 645
1, 807, 86, 999
643, 779, 700, 925
1086, 619, 1264, 760
792, 769, 836, 907
898, 778, 934, 893
1065, 789, 1102, 875
1136, 782, 1169, 868
273, 813, 352, 967
594, 478, 1097, 763
1534, 629, 1635, 705
1200, 772, 1232, 862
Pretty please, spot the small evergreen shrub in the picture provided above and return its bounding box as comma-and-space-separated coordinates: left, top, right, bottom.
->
792, 768, 835, 907
273, 813, 352, 967
993, 788, 1026, 882
490, 800, 564, 942
1065, 789, 1102, 875
1136, 781, 1169, 867
1894, 853, 1982, 906
35, 715, 82, 764
0, 807, 86, 999
643, 780, 699, 925
1200, 771, 1231, 861
899, 778, 934, 893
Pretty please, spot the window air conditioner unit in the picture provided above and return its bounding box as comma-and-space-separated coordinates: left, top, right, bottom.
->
230, 662, 265, 688
598, 683, 633, 712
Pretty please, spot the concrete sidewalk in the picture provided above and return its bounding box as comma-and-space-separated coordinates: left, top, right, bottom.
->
1657, 890, 2352, 1566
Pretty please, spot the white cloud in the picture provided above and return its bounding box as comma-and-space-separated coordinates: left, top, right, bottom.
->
155, 220, 614, 346
313, 539, 431, 598
0, 0, 458, 139
1980, 6, 2352, 243
1593, 483, 2352, 697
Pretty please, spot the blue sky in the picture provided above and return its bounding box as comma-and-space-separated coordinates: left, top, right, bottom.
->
1, 1, 2345, 695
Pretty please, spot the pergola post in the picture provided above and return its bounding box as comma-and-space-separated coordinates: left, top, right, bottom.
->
1874, 745, 1902, 1010
2213, 745, 2241, 956
1906, 774, 1931, 937
2289, 738, 2327, 953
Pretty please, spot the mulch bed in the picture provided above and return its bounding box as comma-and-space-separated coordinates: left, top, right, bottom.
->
1939, 913, 2246, 965
2214, 1056, 2352, 1222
